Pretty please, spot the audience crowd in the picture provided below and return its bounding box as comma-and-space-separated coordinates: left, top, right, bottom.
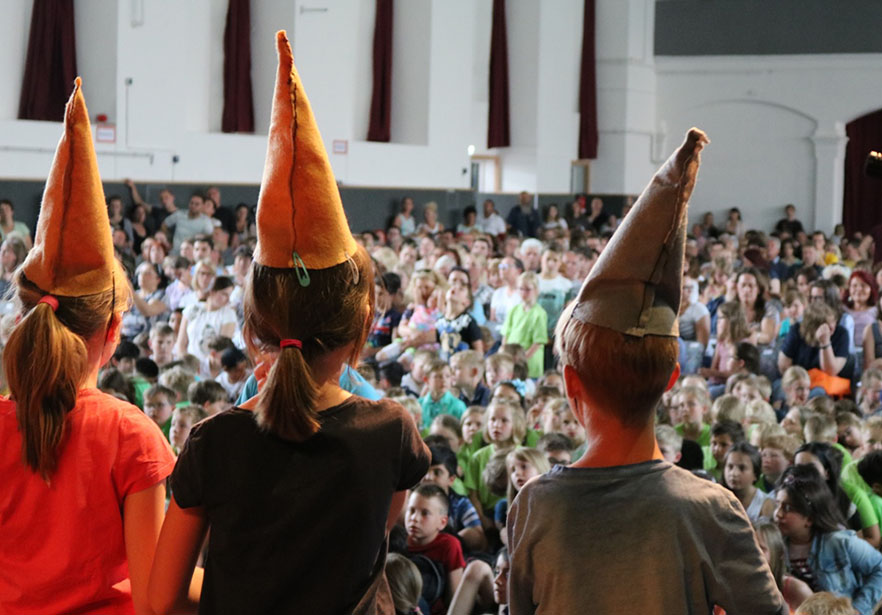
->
6, 185, 882, 614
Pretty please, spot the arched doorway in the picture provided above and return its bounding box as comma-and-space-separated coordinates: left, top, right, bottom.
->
843, 108, 882, 238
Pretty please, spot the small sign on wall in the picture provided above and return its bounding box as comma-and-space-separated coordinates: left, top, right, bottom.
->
332, 139, 348, 154
96, 123, 116, 143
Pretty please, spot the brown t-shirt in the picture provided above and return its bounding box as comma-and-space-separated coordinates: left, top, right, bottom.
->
172, 397, 430, 614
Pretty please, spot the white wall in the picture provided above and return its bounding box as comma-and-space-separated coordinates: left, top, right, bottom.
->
656, 54, 882, 234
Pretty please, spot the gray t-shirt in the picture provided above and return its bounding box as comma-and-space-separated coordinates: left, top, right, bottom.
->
508, 461, 785, 615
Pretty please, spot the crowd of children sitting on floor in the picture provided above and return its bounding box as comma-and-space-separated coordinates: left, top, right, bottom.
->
6, 186, 882, 613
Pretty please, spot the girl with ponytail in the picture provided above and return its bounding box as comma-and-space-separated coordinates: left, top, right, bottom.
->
149, 32, 430, 614
0, 79, 176, 615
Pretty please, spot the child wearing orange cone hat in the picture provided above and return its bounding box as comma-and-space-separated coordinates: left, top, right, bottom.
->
149, 32, 429, 614
0, 78, 175, 615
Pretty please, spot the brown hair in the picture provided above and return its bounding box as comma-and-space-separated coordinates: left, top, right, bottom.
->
554, 303, 678, 426
7, 269, 130, 480
243, 246, 374, 441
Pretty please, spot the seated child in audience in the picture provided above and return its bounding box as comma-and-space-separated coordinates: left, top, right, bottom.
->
422, 445, 486, 553
187, 379, 230, 416
775, 464, 882, 615
495, 448, 550, 542
420, 360, 468, 428
759, 430, 799, 492
804, 413, 852, 467
216, 347, 250, 402
700, 301, 750, 389
429, 414, 464, 455
722, 442, 775, 521
837, 411, 865, 455
780, 365, 812, 420
97, 368, 136, 404
747, 399, 778, 432
858, 368, 882, 417
864, 416, 882, 453
377, 361, 406, 392
778, 289, 805, 340
484, 353, 515, 390
405, 484, 466, 613
536, 432, 573, 466
671, 385, 711, 446
399, 269, 444, 354
712, 394, 748, 428
655, 424, 683, 464
148, 324, 176, 368
364, 272, 403, 359
143, 384, 177, 442
445, 547, 510, 615
356, 362, 379, 390
705, 419, 745, 480
526, 385, 562, 430
203, 335, 235, 380
112, 340, 140, 376
169, 405, 208, 454
501, 272, 548, 379
451, 350, 492, 408
401, 348, 435, 398
753, 521, 812, 613
795, 593, 855, 615
730, 373, 763, 406
806, 395, 835, 418
458, 406, 487, 467
538, 369, 565, 396
435, 275, 484, 362
464, 400, 526, 528
726, 341, 761, 376
384, 553, 424, 615
157, 365, 195, 407
393, 395, 423, 430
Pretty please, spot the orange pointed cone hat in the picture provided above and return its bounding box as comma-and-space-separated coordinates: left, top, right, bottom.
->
253, 31, 358, 273
21, 77, 119, 297
570, 128, 709, 337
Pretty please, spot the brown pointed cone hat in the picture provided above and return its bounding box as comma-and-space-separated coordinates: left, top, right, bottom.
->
21, 77, 119, 296
570, 128, 709, 337
253, 31, 358, 272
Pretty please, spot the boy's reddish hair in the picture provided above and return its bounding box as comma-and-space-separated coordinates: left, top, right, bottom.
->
555, 302, 678, 426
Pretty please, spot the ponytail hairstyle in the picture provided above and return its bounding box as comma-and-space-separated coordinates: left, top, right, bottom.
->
7, 269, 131, 480
243, 245, 374, 441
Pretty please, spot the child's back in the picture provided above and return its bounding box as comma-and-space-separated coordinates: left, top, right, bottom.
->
508, 461, 782, 613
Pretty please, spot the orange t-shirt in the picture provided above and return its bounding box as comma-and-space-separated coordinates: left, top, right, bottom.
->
0, 388, 176, 615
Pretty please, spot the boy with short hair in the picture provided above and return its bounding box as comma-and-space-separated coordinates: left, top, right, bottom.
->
484, 352, 515, 389
451, 350, 492, 407
170, 404, 208, 454
535, 432, 573, 466
157, 365, 195, 406
507, 129, 783, 614
422, 445, 486, 553
112, 340, 140, 376
405, 483, 466, 612
759, 431, 799, 491
705, 419, 745, 480
419, 360, 467, 428
655, 424, 683, 464
148, 324, 177, 368
401, 348, 434, 398
187, 379, 230, 416
216, 347, 250, 401
143, 384, 177, 442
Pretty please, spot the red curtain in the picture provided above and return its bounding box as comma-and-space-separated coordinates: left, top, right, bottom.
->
367, 0, 393, 142
578, 0, 598, 159
18, 0, 77, 122
222, 0, 254, 133
487, 0, 510, 149
844, 109, 882, 239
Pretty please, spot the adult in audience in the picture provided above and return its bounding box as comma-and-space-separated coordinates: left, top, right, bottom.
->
0, 235, 27, 300
394, 196, 417, 236
507, 191, 541, 238
478, 198, 506, 237
417, 201, 444, 236
175, 275, 237, 362
0, 198, 32, 250
729, 266, 780, 345
775, 203, 805, 237
162, 192, 215, 253
778, 300, 849, 380
843, 270, 878, 351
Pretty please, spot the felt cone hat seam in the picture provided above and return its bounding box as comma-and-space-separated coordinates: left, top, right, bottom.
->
254, 31, 358, 275
21, 77, 118, 297
570, 128, 709, 338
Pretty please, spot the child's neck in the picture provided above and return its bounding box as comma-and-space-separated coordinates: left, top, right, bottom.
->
733, 485, 756, 508
459, 380, 479, 397
522, 300, 536, 310
408, 531, 439, 548
571, 405, 661, 468
680, 421, 703, 440
445, 305, 465, 319
430, 389, 445, 401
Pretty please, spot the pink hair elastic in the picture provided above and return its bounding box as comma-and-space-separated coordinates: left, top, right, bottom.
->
37, 295, 59, 312
280, 339, 302, 350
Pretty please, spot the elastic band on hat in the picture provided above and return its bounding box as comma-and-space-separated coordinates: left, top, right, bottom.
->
280, 338, 302, 350
37, 295, 59, 312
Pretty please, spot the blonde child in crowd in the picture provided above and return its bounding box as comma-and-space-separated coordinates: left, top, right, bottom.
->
485, 353, 515, 390
501, 272, 548, 379
858, 368, 882, 417
759, 431, 799, 492
655, 425, 684, 464
398, 268, 444, 354
778, 289, 806, 340
451, 350, 492, 407
753, 521, 813, 612
837, 411, 866, 455
730, 373, 764, 406
404, 484, 466, 613
459, 406, 487, 460
401, 348, 435, 397
149, 323, 177, 367
464, 400, 527, 529
722, 442, 775, 521
671, 385, 711, 446
419, 360, 467, 429
795, 593, 855, 615
143, 384, 177, 442
804, 413, 854, 468
384, 554, 423, 615
170, 405, 208, 455
157, 365, 195, 407
392, 396, 423, 430
781, 365, 812, 419
495, 448, 550, 541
